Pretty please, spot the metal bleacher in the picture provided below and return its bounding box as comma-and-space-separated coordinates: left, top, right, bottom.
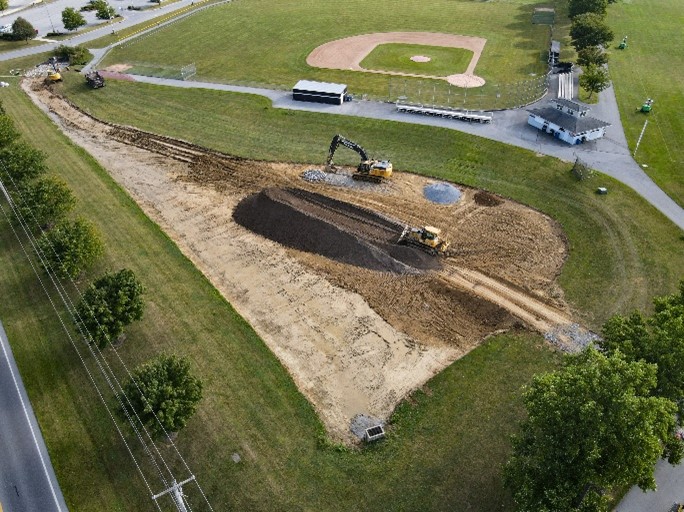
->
396, 103, 493, 123
558, 72, 573, 100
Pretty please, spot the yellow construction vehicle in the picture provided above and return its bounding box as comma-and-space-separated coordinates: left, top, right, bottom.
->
398, 225, 450, 255
325, 134, 392, 183
46, 57, 62, 83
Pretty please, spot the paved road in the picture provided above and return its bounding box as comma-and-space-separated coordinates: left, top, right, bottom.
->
616, 457, 684, 512
126, 74, 684, 230
0, 320, 69, 512
0, 0, 203, 61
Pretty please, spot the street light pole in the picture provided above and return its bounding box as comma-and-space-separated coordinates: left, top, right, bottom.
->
43, 0, 56, 34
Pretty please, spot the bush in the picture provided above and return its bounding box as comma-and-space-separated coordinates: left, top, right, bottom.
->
53, 44, 92, 66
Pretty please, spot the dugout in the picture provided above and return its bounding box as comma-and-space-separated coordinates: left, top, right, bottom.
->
292, 80, 348, 105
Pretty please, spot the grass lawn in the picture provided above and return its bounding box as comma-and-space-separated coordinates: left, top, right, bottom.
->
608, 0, 684, 207
61, 77, 684, 327
0, 38, 44, 52
103, 0, 555, 98
360, 43, 473, 77
0, 80, 562, 511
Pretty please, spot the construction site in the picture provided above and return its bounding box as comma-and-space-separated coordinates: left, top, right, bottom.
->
28, 80, 575, 442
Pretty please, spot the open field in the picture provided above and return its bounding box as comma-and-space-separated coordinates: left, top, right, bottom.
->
0, 80, 563, 511
103, 0, 554, 98
360, 43, 473, 77
608, 0, 684, 207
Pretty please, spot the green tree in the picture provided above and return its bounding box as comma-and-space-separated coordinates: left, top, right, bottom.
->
61, 7, 86, 32
600, 282, 684, 414
11, 17, 36, 43
569, 0, 608, 18
0, 141, 47, 187
54, 44, 91, 65
0, 0, 9, 13
118, 354, 203, 440
504, 348, 683, 512
579, 64, 610, 99
576, 46, 609, 67
570, 13, 614, 51
93, 0, 116, 20
37, 217, 104, 279
11, 175, 76, 231
75, 269, 145, 348
0, 114, 19, 148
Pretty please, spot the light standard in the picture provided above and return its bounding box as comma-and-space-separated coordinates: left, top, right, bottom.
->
43, 0, 56, 34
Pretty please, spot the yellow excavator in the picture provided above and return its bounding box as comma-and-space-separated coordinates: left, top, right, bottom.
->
46, 57, 62, 83
325, 134, 392, 183
398, 225, 450, 255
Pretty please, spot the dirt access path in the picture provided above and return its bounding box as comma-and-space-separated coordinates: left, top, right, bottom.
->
26, 80, 570, 442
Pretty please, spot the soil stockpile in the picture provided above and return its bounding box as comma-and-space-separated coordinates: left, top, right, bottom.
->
233, 188, 441, 273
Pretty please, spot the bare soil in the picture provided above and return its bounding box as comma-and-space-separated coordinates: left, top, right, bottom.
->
25, 80, 570, 442
306, 32, 487, 88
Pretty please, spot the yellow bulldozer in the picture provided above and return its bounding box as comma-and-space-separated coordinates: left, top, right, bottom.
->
398, 225, 450, 255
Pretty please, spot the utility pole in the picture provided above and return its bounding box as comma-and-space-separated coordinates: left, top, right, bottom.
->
152, 476, 196, 512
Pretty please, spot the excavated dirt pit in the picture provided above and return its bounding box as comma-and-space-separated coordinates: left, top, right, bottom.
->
25, 80, 571, 443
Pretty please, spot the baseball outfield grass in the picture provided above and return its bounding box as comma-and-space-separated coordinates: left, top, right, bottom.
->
102, 0, 554, 98
608, 0, 684, 208
359, 44, 473, 77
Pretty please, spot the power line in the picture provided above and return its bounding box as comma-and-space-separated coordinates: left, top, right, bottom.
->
0, 169, 213, 511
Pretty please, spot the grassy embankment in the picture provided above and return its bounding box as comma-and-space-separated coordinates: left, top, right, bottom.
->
608, 0, 684, 207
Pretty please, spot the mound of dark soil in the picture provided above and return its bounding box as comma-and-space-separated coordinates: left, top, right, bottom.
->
233, 188, 441, 273
474, 190, 503, 207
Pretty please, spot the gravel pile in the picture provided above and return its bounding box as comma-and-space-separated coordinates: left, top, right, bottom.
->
300, 168, 388, 191
423, 182, 462, 204
23, 64, 56, 78
544, 323, 601, 353
350, 414, 384, 440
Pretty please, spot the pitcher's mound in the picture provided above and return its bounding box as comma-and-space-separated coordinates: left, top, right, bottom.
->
410, 55, 431, 63
446, 74, 486, 88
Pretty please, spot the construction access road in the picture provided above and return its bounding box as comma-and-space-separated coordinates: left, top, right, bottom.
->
26, 80, 579, 442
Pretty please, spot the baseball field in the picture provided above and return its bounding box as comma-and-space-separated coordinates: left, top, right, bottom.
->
102, 0, 556, 97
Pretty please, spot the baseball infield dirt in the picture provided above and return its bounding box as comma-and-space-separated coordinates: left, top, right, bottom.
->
25, 80, 569, 443
307, 32, 487, 88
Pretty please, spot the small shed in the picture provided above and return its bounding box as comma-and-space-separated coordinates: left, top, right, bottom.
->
292, 80, 348, 105
549, 40, 561, 65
